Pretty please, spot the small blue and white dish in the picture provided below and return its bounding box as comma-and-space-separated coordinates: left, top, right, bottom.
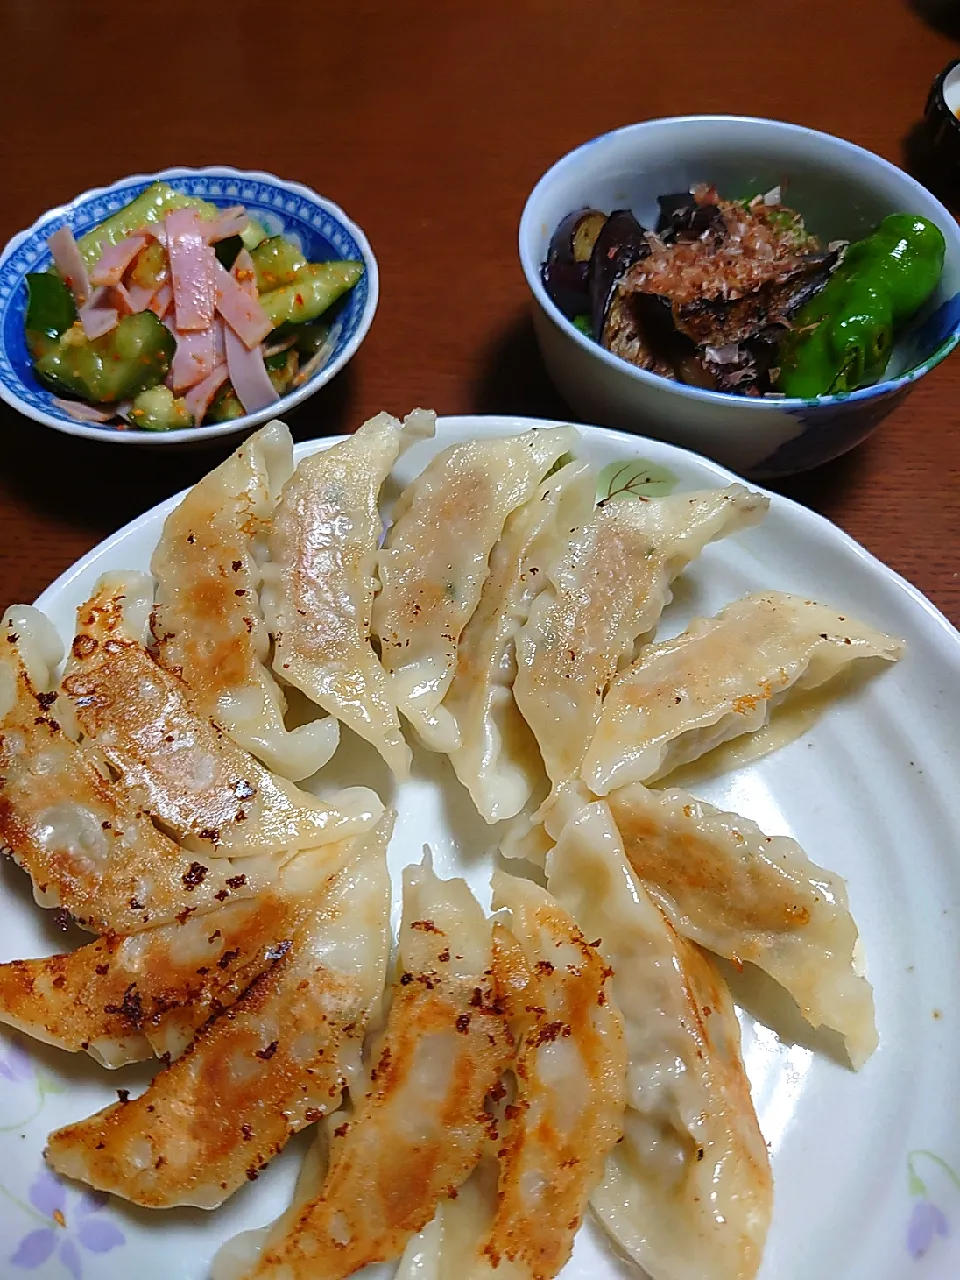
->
519, 117, 960, 478
0, 166, 379, 445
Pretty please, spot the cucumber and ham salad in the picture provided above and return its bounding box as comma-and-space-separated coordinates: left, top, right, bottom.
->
24, 182, 363, 430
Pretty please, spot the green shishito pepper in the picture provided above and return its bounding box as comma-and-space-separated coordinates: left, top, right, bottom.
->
777, 214, 946, 399
259, 261, 363, 328
32, 311, 175, 403
74, 182, 267, 269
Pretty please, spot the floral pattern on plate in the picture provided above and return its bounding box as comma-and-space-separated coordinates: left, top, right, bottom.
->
906, 1150, 960, 1261
7, 1171, 125, 1278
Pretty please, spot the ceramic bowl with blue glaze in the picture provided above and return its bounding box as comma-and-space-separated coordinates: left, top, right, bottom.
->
0, 166, 378, 445
519, 117, 960, 478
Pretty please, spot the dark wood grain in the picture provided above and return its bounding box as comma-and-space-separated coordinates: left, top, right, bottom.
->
1, 0, 958, 622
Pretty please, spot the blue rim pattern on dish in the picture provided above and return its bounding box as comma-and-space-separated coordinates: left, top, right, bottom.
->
0, 166, 378, 444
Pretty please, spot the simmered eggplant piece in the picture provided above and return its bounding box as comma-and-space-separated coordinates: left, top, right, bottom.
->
540, 208, 607, 317
570, 210, 607, 263
700, 335, 781, 395
541, 257, 590, 318
777, 251, 839, 318
656, 193, 725, 244
672, 288, 776, 349
549, 209, 607, 265
603, 290, 674, 377
674, 350, 718, 389
589, 209, 650, 340
670, 251, 839, 348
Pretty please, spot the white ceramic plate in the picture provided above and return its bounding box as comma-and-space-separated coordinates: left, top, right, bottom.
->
1, 415, 958, 1280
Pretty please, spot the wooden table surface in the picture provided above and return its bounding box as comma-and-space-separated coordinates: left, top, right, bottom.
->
1, 0, 958, 623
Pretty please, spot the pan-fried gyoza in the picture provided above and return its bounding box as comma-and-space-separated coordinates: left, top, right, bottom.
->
0, 607, 260, 933
45, 819, 393, 1209
151, 420, 340, 781
62, 572, 383, 857
219, 856, 513, 1278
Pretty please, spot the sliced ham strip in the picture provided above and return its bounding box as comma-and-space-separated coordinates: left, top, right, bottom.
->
223, 250, 279, 413
89, 234, 150, 287
107, 281, 155, 317
47, 226, 90, 305
204, 206, 249, 243
110, 282, 135, 316
183, 364, 229, 423
225, 326, 279, 413
79, 286, 119, 339
120, 280, 158, 314
80, 308, 119, 339
166, 209, 216, 331
149, 282, 174, 319
52, 398, 114, 423
170, 326, 218, 392
214, 257, 272, 349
